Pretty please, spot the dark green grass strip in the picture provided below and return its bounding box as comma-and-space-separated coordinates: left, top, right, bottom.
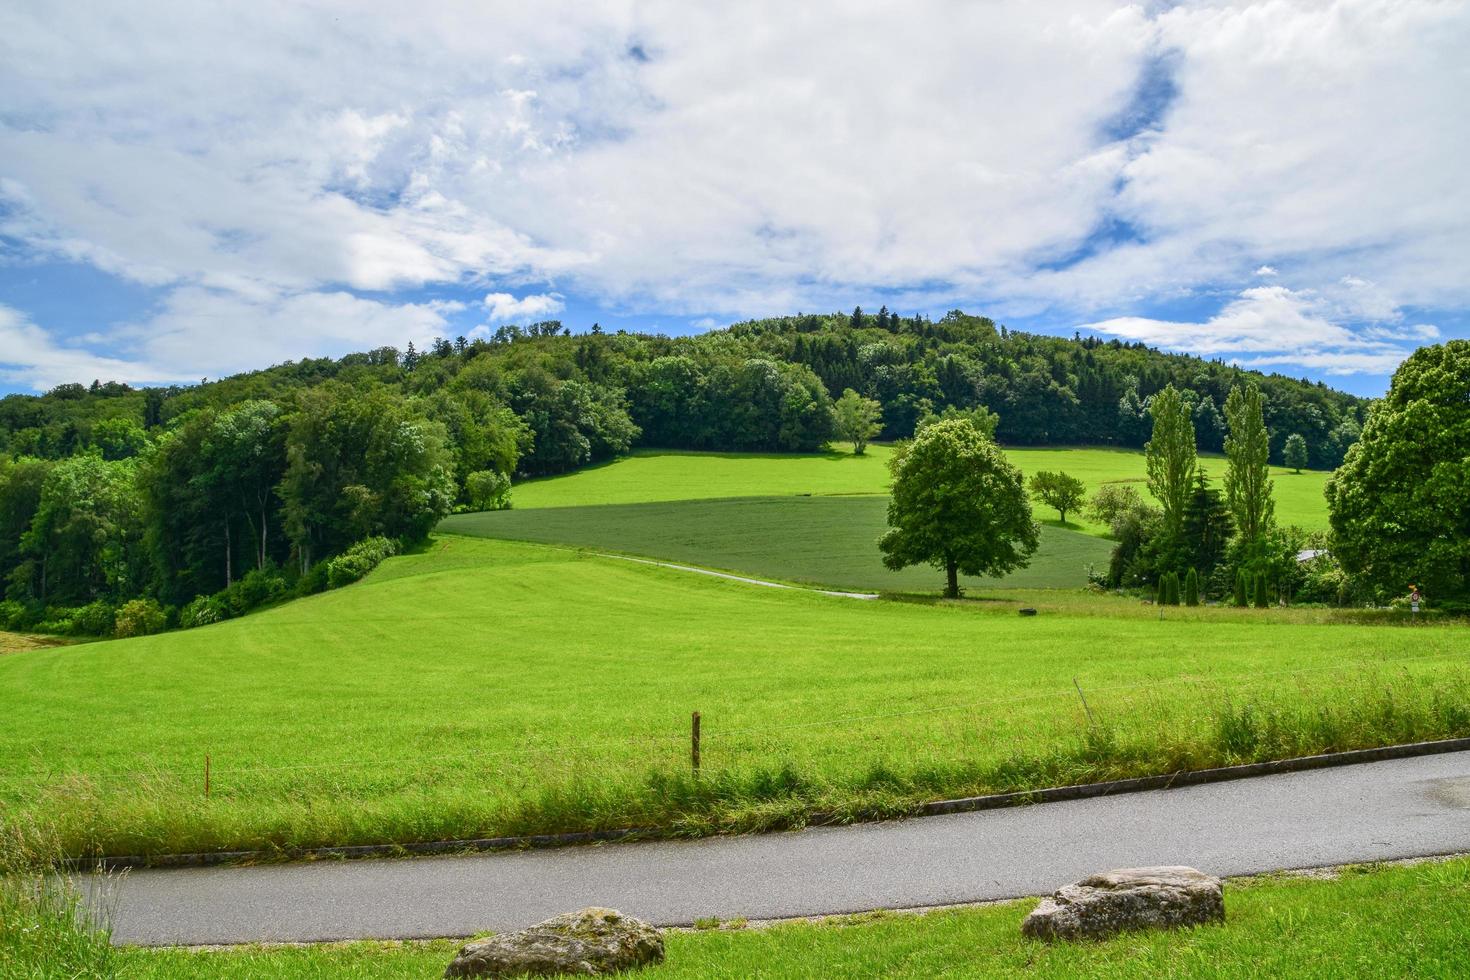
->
441, 496, 1114, 592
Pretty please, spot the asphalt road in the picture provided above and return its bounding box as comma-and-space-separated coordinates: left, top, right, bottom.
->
95, 751, 1470, 946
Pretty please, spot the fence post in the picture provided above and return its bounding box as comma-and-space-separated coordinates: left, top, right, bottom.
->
204, 753, 211, 799
691, 711, 701, 776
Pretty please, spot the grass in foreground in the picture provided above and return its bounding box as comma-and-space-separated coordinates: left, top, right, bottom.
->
1, 536, 1466, 860
118, 859, 1470, 978
441, 496, 1114, 591
509, 445, 1332, 535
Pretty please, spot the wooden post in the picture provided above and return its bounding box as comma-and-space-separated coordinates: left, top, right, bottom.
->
204, 753, 211, 799
691, 711, 701, 776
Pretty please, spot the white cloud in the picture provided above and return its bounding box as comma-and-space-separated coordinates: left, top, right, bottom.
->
1080, 282, 1434, 376
0, 1, 1464, 387
0, 304, 170, 390
482, 292, 564, 323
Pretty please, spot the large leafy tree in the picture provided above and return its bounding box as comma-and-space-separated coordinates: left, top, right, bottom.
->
1145, 384, 1197, 541
18, 454, 144, 603
832, 388, 882, 455
1224, 382, 1275, 548
1027, 470, 1086, 524
879, 418, 1039, 598
280, 384, 456, 569
1327, 341, 1470, 601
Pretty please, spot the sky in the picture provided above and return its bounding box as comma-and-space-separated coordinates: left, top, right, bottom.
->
1, 1, 1467, 399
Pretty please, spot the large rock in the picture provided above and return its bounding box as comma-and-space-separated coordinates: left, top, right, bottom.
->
1021, 866, 1224, 941
444, 907, 665, 977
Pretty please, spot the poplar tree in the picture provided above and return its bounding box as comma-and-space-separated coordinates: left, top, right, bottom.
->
1145, 385, 1197, 542
1224, 383, 1275, 546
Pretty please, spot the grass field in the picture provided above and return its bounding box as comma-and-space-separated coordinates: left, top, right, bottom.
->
442, 496, 1114, 591
510, 445, 1333, 535
1, 536, 1465, 860
105, 859, 1470, 977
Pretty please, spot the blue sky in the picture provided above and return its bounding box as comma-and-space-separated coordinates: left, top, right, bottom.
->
2, 1, 1466, 399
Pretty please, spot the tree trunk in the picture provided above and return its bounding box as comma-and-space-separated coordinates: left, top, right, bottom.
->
260, 507, 268, 570
945, 558, 959, 599
225, 519, 232, 588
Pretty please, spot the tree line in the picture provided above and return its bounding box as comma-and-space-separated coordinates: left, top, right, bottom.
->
0, 310, 1374, 635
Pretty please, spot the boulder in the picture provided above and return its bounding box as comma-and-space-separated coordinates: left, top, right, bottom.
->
1021, 866, 1223, 941
444, 907, 665, 977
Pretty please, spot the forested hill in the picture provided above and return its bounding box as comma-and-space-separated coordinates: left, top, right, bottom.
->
4, 308, 1364, 471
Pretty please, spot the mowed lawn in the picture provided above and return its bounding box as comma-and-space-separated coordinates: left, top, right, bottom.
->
441, 497, 1114, 591
118, 859, 1470, 978
1, 536, 1464, 859
510, 445, 1333, 535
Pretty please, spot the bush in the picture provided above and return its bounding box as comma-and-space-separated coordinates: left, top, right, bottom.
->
113, 598, 167, 639
222, 567, 287, 617
70, 601, 116, 637
325, 536, 399, 590
1233, 568, 1249, 607
464, 469, 512, 512
179, 595, 228, 630
0, 600, 27, 630
294, 561, 331, 597
1184, 568, 1200, 607
1253, 571, 1270, 609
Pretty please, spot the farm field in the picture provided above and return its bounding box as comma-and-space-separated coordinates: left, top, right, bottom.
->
442, 496, 1114, 591
1, 535, 1464, 860
511, 445, 1333, 535
111, 859, 1470, 978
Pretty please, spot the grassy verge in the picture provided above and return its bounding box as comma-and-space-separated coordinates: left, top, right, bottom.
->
118, 859, 1470, 977
0, 828, 115, 978
2, 537, 1466, 860
441, 496, 1113, 591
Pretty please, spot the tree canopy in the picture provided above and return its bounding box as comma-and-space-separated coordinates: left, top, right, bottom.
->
879, 418, 1039, 598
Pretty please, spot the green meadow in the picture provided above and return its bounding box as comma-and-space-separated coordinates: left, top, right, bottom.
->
1, 535, 1465, 860
511, 445, 1333, 536
114, 859, 1470, 978
443, 497, 1113, 591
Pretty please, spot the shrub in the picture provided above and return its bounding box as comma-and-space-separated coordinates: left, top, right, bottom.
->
325, 536, 399, 590
294, 561, 331, 597
70, 601, 116, 637
0, 600, 26, 630
464, 470, 512, 512
222, 567, 287, 617
179, 595, 228, 630
1233, 568, 1249, 607
113, 598, 167, 639
1253, 571, 1270, 609
1184, 568, 1200, 607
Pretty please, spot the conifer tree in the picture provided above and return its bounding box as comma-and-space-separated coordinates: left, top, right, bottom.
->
1184, 568, 1200, 606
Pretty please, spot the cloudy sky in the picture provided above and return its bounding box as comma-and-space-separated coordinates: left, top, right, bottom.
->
2, 0, 1466, 397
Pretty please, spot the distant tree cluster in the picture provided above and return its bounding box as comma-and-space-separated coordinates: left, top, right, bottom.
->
0, 308, 1377, 631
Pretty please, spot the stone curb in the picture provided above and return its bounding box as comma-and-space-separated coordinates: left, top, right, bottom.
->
74, 736, 1470, 871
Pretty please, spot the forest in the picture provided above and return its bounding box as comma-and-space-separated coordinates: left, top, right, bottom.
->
0, 308, 1367, 635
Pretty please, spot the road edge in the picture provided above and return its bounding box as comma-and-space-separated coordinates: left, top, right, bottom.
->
74, 735, 1470, 871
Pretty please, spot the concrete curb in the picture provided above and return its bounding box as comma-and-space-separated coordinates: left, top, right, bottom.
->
76, 736, 1470, 871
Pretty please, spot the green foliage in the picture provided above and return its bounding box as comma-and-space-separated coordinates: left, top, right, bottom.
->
1086, 483, 1150, 533
90, 415, 150, 460
1144, 384, 1196, 538
1180, 471, 1233, 578
1327, 340, 1470, 602
325, 537, 399, 590
464, 469, 512, 511
1253, 571, 1270, 609
1234, 567, 1249, 607
915, 404, 1000, 440
1027, 470, 1087, 524
1225, 383, 1275, 546
15, 454, 144, 604
879, 419, 1039, 597
1184, 568, 1200, 606
1283, 432, 1309, 472
113, 598, 167, 638
281, 385, 455, 565
180, 594, 227, 630
1158, 571, 1180, 606
832, 388, 883, 455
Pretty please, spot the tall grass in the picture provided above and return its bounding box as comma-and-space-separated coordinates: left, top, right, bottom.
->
0, 822, 116, 978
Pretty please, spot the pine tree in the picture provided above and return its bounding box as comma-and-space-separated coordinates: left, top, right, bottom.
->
1184, 568, 1200, 606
